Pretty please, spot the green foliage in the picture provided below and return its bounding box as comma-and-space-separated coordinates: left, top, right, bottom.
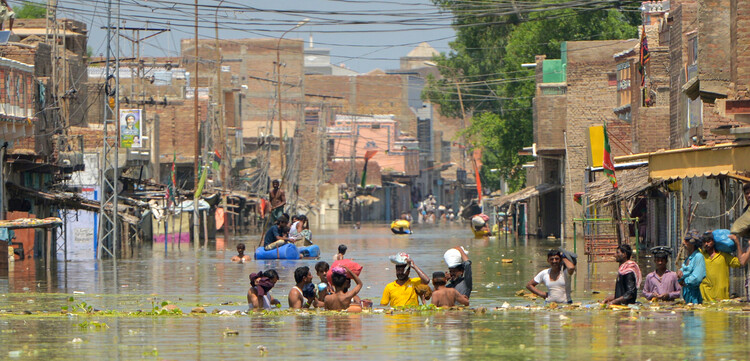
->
424, 1, 637, 191
15, 2, 46, 19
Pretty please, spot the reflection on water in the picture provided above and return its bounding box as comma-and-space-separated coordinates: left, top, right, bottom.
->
1, 224, 749, 359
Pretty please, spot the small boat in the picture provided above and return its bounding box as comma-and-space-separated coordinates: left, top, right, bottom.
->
390, 220, 412, 235
472, 228, 490, 239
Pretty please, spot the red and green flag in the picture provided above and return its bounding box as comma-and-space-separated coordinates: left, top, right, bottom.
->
360, 150, 378, 188
639, 24, 650, 87
166, 151, 177, 207
212, 149, 222, 171
603, 123, 618, 189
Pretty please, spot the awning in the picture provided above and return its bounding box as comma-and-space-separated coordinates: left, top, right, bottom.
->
586, 166, 659, 205
614, 143, 750, 180
487, 183, 561, 207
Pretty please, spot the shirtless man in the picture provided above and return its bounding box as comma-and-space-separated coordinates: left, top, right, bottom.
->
269, 179, 286, 224
431, 272, 469, 308
230, 243, 251, 263
324, 266, 363, 312
288, 266, 320, 309
0, 0, 15, 32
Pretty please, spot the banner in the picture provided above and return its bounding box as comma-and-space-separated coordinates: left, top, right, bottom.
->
119, 109, 142, 148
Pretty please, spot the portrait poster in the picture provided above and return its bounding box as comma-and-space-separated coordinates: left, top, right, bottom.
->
119, 109, 142, 148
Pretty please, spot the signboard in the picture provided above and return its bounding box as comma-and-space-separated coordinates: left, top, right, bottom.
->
185, 87, 210, 99
119, 109, 142, 148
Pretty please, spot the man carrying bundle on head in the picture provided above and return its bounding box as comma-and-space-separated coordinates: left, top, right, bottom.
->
643, 247, 681, 302
699, 229, 750, 302
380, 253, 429, 307
444, 246, 473, 299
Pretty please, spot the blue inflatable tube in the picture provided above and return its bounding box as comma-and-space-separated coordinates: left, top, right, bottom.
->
255, 243, 300, 260
299, 245, 320, 258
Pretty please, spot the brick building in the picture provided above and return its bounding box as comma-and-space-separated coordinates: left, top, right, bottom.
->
520, 40, 639, 238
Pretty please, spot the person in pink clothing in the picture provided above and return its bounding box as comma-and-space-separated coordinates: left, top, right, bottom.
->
643, 247, 681, 301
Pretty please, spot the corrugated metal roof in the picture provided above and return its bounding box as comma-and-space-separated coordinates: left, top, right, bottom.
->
486, 183, 561, 207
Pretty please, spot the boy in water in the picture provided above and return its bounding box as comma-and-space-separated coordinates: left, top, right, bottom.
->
315, 261, 331, 301
288, 266, 320, 309
324, 266, 363, 312
230, 243, 251, 263
334, 244, 347, 261
431, 272, 469, 308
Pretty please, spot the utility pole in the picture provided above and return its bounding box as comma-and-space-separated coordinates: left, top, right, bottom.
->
97, 0, 121, 260
193, 0, 200, 248
215, 0, 229, 241
276, 19, 308, 182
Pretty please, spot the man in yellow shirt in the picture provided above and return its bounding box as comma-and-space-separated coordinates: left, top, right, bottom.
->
699, 231, 749, 302
380, 257, 429, 307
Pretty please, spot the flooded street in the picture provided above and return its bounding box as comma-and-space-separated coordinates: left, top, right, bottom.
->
1, 225, 749, 360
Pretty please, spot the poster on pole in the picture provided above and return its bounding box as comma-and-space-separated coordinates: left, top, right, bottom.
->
119, 109, 142, 148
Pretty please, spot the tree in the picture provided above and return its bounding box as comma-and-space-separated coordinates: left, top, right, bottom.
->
424, 1, 638, 192
15, 2, 46, 19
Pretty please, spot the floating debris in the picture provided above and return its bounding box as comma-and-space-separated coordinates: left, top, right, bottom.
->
223, 328, 239, 336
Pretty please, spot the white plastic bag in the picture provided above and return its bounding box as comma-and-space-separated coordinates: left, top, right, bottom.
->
443, 247, 468, 268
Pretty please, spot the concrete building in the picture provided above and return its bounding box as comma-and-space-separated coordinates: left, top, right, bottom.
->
304, 45, 358, 76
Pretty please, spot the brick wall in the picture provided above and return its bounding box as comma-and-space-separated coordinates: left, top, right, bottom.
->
562, 40, 638, 236
633, 39, 671, 153
732, 0, 750, 97
151, 100, 207, 164
697, 0, 731, 97
306, 73, 417, 134
668, 4, 686, 148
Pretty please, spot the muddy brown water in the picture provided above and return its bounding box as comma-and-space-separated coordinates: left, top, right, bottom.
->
0, 224, 748, 360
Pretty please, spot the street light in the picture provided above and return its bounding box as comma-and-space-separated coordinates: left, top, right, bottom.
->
277, 18, 309, 181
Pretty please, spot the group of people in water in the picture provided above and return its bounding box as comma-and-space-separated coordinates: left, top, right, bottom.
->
239, 225, 750, 311
240, 182, 750, 311
524, 229, 750, 306
242, 245, 473, 312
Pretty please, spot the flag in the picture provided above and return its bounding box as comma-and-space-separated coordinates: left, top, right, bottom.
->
166, 151, 177, 207
194, 165, 208, 200
639, 25, 650, 87
573, 192, 584, 205
212, 149, 222, 171
360, 150, 378, 188
603, 123, 618, 189
473, 149, 483, 201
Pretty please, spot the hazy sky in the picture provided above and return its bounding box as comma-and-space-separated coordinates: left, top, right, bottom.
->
54, 0, 456, 73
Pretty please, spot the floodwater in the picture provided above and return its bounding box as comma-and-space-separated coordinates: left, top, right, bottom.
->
1, 224, 749, 360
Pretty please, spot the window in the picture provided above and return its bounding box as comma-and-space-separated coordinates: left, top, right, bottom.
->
608, 73, 618, 86
0, 70, 4, 105
616, 62, 631, 107
687, 36, 698, 65
687, 96, 702, 129
5, 71, 12, 105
